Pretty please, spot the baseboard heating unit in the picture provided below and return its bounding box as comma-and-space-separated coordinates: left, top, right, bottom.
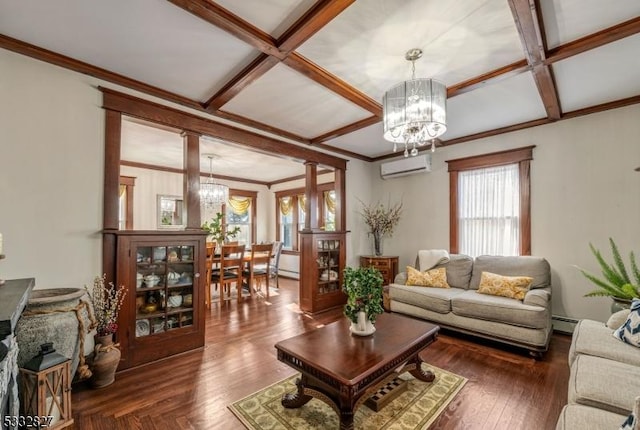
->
552, 315, 579, 334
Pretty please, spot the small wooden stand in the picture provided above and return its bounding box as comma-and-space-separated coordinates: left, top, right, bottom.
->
364, 376, 408, 412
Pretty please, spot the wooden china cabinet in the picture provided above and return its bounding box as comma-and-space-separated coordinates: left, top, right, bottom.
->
113, 230, 208, 370
299, 230, 347, 313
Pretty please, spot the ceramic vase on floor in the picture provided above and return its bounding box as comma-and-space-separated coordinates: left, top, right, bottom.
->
91, 334, 121, 388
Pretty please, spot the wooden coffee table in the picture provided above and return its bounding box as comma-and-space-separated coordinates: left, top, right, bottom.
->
275, 313, 439, 430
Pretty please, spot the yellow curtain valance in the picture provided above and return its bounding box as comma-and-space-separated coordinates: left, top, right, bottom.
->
280, 196, 292, 216
298, 194, 306, 214
324, 191, 336, 214
228, 196, 251, 215
119, 184, 126, 198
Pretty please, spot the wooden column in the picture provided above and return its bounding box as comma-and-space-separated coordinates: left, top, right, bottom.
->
103, 109, 121, 285
182, 131, 201, 230
304, 161, 318, 231
334, 168, 346, 231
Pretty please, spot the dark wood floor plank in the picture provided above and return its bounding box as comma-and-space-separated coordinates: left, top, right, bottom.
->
71, 278, 570, 429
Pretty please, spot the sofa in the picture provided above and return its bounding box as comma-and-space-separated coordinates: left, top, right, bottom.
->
556, 310, 640, 429
388, 253, 552, 356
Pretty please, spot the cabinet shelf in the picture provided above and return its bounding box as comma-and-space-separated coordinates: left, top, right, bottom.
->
136, 285, 165, 292
167, 282, 193, 289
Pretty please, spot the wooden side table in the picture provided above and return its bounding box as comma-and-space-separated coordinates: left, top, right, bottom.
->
360, 256, 399, 312
359, 255, 399, 286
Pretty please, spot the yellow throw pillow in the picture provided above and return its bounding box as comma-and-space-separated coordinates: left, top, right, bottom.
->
477, 271, 533, 300
406, 266, 450, 288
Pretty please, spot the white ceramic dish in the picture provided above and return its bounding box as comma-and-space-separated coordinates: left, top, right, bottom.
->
167, 295, 183, 308
136, 319, 150, 337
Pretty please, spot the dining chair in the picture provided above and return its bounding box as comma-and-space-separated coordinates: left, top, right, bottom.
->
242, 243, 272, 299
204, 242, 216, 309
211, 244, 246, 304
269, 241, 283, 289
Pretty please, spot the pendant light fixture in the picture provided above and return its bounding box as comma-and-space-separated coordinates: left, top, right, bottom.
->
199, 154, 228, 209
382, 48, 447, 157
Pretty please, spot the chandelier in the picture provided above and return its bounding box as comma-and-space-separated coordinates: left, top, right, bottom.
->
383, 48, 447, 157
200, 154, 228, 209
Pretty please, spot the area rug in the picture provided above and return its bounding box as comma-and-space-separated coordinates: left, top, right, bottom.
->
229, 364, 466, 430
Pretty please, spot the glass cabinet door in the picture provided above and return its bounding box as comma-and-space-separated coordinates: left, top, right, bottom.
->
134, 245, 195, 338
316, 239, 341, 294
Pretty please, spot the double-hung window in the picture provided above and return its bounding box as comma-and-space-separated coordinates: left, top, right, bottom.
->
447, 146, 534, 257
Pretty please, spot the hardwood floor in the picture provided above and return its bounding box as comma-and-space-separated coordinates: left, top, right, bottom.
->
71, 278, 570, 429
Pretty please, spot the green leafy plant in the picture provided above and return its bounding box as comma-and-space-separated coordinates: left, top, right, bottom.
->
342, 266, 384, 323
201, 212, 241, 244
578, 238, 640, 300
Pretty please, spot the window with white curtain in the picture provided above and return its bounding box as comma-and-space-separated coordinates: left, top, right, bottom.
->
458, 164, 520, 257
446, 146, 534, 257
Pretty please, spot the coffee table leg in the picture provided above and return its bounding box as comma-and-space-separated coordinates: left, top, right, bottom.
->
403, 355, 435, 383
282, 377, 313, 408
339, 409, 354, 430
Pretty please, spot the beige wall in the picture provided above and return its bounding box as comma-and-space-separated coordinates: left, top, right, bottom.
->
0, 49, 104, 288
119, 165, 271, 241
3, 46, 639, 323
374, 104, 640, 323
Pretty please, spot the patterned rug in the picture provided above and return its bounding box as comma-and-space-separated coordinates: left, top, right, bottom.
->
229, 364, 466, 430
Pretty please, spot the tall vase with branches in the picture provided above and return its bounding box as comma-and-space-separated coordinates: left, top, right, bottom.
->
358, 199, 402, 256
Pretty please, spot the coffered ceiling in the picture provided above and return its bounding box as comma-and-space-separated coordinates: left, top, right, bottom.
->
1, 0, 639, 180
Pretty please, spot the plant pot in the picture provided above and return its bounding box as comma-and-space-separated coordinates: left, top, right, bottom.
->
611, 297, 633, 314
16, 288, 95, 381
91, 334, 121, 388
350, 311, 376, 336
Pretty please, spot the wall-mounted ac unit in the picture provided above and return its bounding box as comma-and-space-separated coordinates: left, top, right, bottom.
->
380, 154, 431, 179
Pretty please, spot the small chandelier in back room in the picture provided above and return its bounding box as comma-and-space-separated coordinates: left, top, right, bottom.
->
199, 154, 228, 209
382, 48, 447, 157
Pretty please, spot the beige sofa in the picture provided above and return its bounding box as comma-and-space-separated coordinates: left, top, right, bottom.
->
556, 312, 640, 429
388, 254, 552, 356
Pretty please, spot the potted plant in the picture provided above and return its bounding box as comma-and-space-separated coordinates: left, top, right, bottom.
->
201, 212, 241, 245
358, 199, 402, 256
84, 274, 127, 388
577, 238, 640, 312
343, 266, 384, 336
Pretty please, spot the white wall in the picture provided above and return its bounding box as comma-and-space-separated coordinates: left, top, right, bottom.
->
374, 105, 640, 323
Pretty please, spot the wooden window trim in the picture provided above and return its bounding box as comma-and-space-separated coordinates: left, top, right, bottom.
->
446, 146, 534, 255
119, 175, 135, 230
